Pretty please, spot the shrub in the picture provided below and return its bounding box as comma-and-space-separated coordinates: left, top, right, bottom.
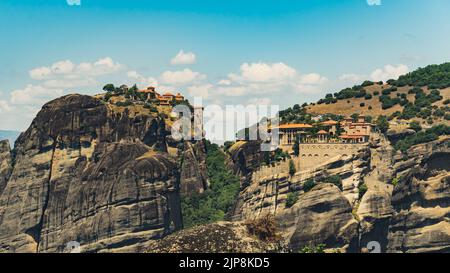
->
409, 121, 422, 132
245, 215, 279, 242
360, 102, 365, 107
362, 80, 374, 87
358, 183, 368, 199
326, 175, 342, 190
394, 125, 450, 152
303, 178, 316, 192
103, 92, 112, 102
364, 94, 373, 100
115, 100, 133, 107
289, 159, 296, 176
373, 91, 380, 96
285, 192, 299, 208
376, 115, 390, 134
181, 141, 241, 228
391, 177, 399, 187
103, 83, 115, 93
300, 244, 326, 253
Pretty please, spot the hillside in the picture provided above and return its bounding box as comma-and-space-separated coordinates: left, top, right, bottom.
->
302, 63, 450, 126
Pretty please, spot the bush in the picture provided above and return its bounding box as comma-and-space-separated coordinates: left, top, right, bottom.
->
358, 183, 368, 199
360, 102, 365, 107
289, 159, 296, 176
115, 100, 133, 107
364, 94, 373, 100
393, 63, 450, 89
373, 91, 380, 96
376, 115, 390, 134
394, 125, 450, 152
245, 215, 279, 242
285, 192, 299, 208
303, 178, 316, 192
391, 177, 399, 187
300, 244, 326, 253
409, 121, 422, 132
326, 175, 342, 190
362, 80, 374, 87
379, 95, 400, 109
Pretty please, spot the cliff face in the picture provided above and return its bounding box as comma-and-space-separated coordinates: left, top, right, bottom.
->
228, 135, 449, 253
387, 138, 450, 253
0, 140, 12, 195
179, 141, 208, 196
0, 94, 206, 253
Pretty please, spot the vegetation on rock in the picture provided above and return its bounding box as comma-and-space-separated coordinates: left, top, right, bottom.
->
181, 141, 241, 228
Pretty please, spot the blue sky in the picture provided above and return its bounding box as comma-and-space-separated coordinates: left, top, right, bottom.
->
0, 0, 450, 136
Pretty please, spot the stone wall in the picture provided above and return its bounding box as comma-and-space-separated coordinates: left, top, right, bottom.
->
298, 143, 367, 170
251, 143, 367, 183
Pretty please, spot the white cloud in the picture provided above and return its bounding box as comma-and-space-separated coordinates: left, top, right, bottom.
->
370, 64, 409, 82
10, 84, 63, 105
30, 57, 123, 81
230, 62, 296, 83
160, 68, 206, 86
298, 73, 328, 85
170, 50, 197, 65
0, 100, 12, 113
214, 62, 327, 97
127, 71, 159, 88
187, 84, 212, 99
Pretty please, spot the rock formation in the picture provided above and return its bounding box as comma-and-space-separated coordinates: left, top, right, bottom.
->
144, 221, 283, 253
179, 141, 208, 196
228, 135, 449, 253
0, 140, 12, 195
0, 94, 207, 253
387, 138, 450, 253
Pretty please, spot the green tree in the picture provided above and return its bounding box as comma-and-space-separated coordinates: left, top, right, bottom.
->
181, 141, 241, 228
103, 83, 115, 93
326, 175, 342, 190
303, 178, 316, 192
358, 183, 368, 199
285, 192, 299, 208
409, 121, 422, 132
293, 138, 300, 157
289, 159, 296, 177
376, 115, 389, 134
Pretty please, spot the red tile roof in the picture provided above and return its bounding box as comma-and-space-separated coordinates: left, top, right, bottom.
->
276, 123, 313, 129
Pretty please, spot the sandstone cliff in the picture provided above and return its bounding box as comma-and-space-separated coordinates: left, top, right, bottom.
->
0, 140, 12, 195
387, 138, 450, 253
0, 94, 206, 253
228, 135, 449, 253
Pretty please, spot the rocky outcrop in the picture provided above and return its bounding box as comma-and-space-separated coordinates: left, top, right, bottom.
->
0, 140, 12, 195
279, 184, 359, 252
144, 221, 283, 253
232, 147, 370, 221
231, 132, 449, 253
387, 138, 450, 253
227, 141, 263, 179
179, 141, 208, 196
0, 94, 206, 253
